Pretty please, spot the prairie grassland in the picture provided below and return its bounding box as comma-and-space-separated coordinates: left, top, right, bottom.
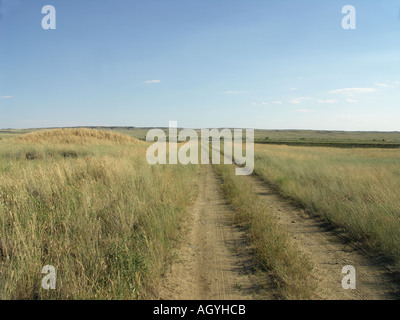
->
213, 164, 315, 299
253, 129, 400, 145
16, 128, 140, 145
254, 144, 400, 267
0, 129, 199, 299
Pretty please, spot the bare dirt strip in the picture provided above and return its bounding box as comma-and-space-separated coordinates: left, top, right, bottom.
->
158, 164, 274, 300
243, 173, 400, 300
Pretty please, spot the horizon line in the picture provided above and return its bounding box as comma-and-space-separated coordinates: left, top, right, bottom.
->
0, 126, 399, 134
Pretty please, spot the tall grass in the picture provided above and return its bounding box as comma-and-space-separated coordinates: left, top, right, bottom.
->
16, 128, 139, 145
0, 129, 198, 299
254, 144, 400, 268
214, 164, 316, 300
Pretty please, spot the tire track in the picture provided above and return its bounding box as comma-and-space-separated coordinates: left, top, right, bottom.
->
158, 164, 275, 300
243, 173, 400, 300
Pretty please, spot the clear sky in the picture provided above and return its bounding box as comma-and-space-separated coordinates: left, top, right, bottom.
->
0, 0, 399, 130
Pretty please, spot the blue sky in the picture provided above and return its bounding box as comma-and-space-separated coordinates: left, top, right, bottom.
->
0, 0, 399, 130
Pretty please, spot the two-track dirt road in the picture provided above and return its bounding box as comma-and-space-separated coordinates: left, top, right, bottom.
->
158, 164, 400, 300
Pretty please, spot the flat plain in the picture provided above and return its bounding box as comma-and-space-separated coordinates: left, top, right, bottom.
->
1, 127, 400, 300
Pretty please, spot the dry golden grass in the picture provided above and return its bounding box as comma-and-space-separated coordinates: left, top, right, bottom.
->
254, 144, 400, 268
16, 128, 139, 145
0, 129, 198, 299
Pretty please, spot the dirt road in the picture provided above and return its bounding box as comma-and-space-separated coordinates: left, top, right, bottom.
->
158, 164, 274, 300
159, 162, 400, 300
